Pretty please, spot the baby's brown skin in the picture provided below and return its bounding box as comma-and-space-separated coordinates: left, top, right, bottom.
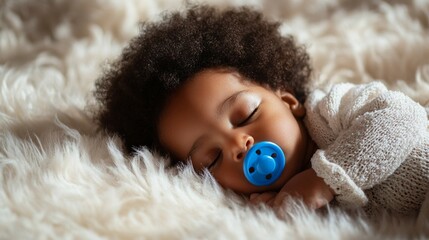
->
158, 68, 334, 212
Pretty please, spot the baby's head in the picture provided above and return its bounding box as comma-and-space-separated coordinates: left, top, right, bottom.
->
94, 5, 314, 194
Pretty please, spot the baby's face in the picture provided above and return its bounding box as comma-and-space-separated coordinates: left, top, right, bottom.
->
158, 69, 314, 195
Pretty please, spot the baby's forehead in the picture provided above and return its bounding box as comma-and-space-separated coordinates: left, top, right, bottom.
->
170, 70, 248, 107
164, 69, 284, 118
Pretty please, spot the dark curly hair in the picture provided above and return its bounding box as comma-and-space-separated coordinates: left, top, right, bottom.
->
94, 5, 312, 155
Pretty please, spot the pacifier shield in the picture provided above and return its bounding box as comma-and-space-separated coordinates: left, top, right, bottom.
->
243, 141, 286, 186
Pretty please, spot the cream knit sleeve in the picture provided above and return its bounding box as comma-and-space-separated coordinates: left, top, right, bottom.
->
304, 82, 428, 208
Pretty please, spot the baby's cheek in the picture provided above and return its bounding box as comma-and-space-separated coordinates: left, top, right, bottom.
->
263, 117, 298, 146
262, 115, 307, 172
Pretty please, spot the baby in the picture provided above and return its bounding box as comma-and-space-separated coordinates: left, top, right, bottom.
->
94, 5, 429, 217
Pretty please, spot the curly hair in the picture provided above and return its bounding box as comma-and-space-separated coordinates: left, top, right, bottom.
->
94, 5, 312, 155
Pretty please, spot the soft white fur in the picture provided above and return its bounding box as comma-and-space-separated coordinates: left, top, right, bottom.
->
1, 0, 429, 239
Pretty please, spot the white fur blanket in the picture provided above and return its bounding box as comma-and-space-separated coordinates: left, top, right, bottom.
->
1, 0, 429, 239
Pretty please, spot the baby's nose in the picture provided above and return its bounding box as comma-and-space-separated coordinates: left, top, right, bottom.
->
243, 141, 286, 187
233, 135, 254, 162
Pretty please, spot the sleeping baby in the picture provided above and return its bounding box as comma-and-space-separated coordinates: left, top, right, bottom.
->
93, 5, 429, 218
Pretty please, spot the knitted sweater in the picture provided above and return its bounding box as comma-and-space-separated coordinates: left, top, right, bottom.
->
304, 82, 429, 217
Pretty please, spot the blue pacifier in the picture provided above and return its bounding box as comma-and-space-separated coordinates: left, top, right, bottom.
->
243, 141, 286, 186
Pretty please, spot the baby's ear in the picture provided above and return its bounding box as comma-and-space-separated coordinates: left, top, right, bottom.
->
275, 90, 306, 118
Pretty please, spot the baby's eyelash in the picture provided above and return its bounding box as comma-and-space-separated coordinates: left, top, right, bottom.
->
208, 150, 222, 170
237, 107, 259, 127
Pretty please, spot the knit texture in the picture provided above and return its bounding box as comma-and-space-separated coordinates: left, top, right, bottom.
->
304, 82, 429, 217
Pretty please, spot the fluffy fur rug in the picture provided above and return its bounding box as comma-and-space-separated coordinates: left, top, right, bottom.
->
1, 0, 429, 239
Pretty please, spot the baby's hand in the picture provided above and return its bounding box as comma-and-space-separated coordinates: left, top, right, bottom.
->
248, 168, 334, 214
272, 168, 334, 210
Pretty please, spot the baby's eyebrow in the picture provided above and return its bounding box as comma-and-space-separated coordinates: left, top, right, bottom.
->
216, 90, 248, 117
